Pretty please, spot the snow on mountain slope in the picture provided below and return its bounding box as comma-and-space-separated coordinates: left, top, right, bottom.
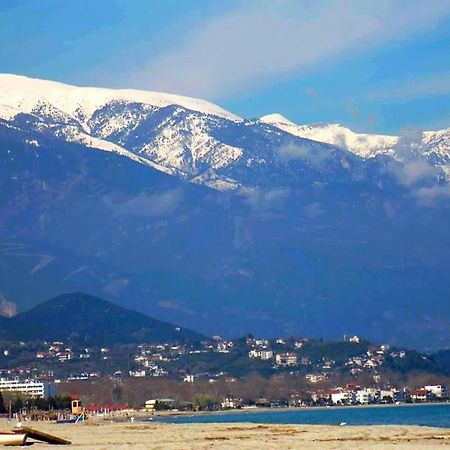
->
260, 114, 397, 157
422, 127, 450, 163
1, 74, 448, 191
0, 74, 361, 191
0, 74, 241, 124
260, 114, 450, 179
0, 74, 244, 187
88, 103, 244, 177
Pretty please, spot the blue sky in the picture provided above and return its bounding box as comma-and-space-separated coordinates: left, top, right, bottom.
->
1, 0, 449, 134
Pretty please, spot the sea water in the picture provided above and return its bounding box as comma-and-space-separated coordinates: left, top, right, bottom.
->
155, 404, 450, 428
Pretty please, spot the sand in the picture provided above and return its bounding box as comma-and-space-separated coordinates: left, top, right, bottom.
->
1, 419, 449, 449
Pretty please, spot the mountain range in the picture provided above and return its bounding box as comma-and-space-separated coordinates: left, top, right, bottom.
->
260, 113, 450, 168
1, 74, 449, 351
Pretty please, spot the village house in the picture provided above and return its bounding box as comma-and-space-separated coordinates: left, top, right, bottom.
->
410, 388, 429, 402
216, 340, 233, 353
275, 353, 297, 367
57, 350, 73, 362
129, 369, 146, 377
260, 350, 274, 360
221, 397, 243, 409
305, 373, 327, 383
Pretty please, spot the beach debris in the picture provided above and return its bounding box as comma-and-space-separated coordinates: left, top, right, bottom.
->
339, 422, 347, 426
13, 426, 71, 445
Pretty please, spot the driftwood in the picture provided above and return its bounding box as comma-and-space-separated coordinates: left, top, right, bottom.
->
13, 426, 71, 445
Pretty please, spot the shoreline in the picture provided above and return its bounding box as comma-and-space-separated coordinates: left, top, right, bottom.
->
140, 400, 450, 420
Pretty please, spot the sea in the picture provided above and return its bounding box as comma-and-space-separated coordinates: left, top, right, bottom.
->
153, 404, 450, 428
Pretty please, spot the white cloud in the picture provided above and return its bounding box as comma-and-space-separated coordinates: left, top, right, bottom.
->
367, 73, 450, 101
278, 142, 330, 168
138, 0, 450, 99
0, 293, 17, 318
304, 202, 324, 218
104, 189, 183, 217
399, 160, 439, 186
245, 188, 290, 211
414, 184, 450, 206
102, 278, 130, 296
389, 126, 441, 186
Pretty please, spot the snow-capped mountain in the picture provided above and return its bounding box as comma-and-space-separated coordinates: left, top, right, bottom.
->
260, 113, 450, 169
2, 74, 448, 194
0, 74, 244, 187
1, 74, 450, 350
0, 73, 239, 122
0, 74, 367, 191
260, 113, 397, 157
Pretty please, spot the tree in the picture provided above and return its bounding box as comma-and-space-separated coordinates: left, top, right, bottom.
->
0, 391, 6, 414
12, 397, 23, 413
192, 393, 217, 411
112, 385, 122, 403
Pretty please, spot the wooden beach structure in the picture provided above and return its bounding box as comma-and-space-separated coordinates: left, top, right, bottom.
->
12, 425, 71, 445
0, 431, 27, 446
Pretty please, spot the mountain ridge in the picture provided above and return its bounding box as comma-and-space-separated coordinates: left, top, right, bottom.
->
1, 73, 449, 191
260, 113, 450, 167
0, 74, 367, 192
0, 73, 241, 122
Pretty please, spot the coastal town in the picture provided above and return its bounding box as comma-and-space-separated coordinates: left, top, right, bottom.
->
0, 333, 448, 417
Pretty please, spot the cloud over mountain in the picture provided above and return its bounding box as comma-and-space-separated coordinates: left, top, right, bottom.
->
142, 0, 450, 99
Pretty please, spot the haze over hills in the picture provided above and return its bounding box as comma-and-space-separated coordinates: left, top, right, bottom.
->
1, 74, 449, 351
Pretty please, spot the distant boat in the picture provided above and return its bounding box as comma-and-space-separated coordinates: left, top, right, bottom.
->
0, 431, 27, 446
56, 418, 78, 424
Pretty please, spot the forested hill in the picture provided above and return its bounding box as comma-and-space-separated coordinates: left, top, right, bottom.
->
0, 293, 205, 345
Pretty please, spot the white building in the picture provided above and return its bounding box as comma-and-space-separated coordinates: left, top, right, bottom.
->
275, 353, 297, 366
129, 370, 146, 377
260, 350, 274, 360
305, 373, 327, 383
0, 378, 55, 399
330, 389, 355, 405
248, 349, 261, 358
379, 389, 395, 401
356, 389, 370, 404
425, 385, 448, 399
221, 397, 243, 409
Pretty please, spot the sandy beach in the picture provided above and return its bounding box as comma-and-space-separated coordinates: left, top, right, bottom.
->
1, 419, 449, 449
